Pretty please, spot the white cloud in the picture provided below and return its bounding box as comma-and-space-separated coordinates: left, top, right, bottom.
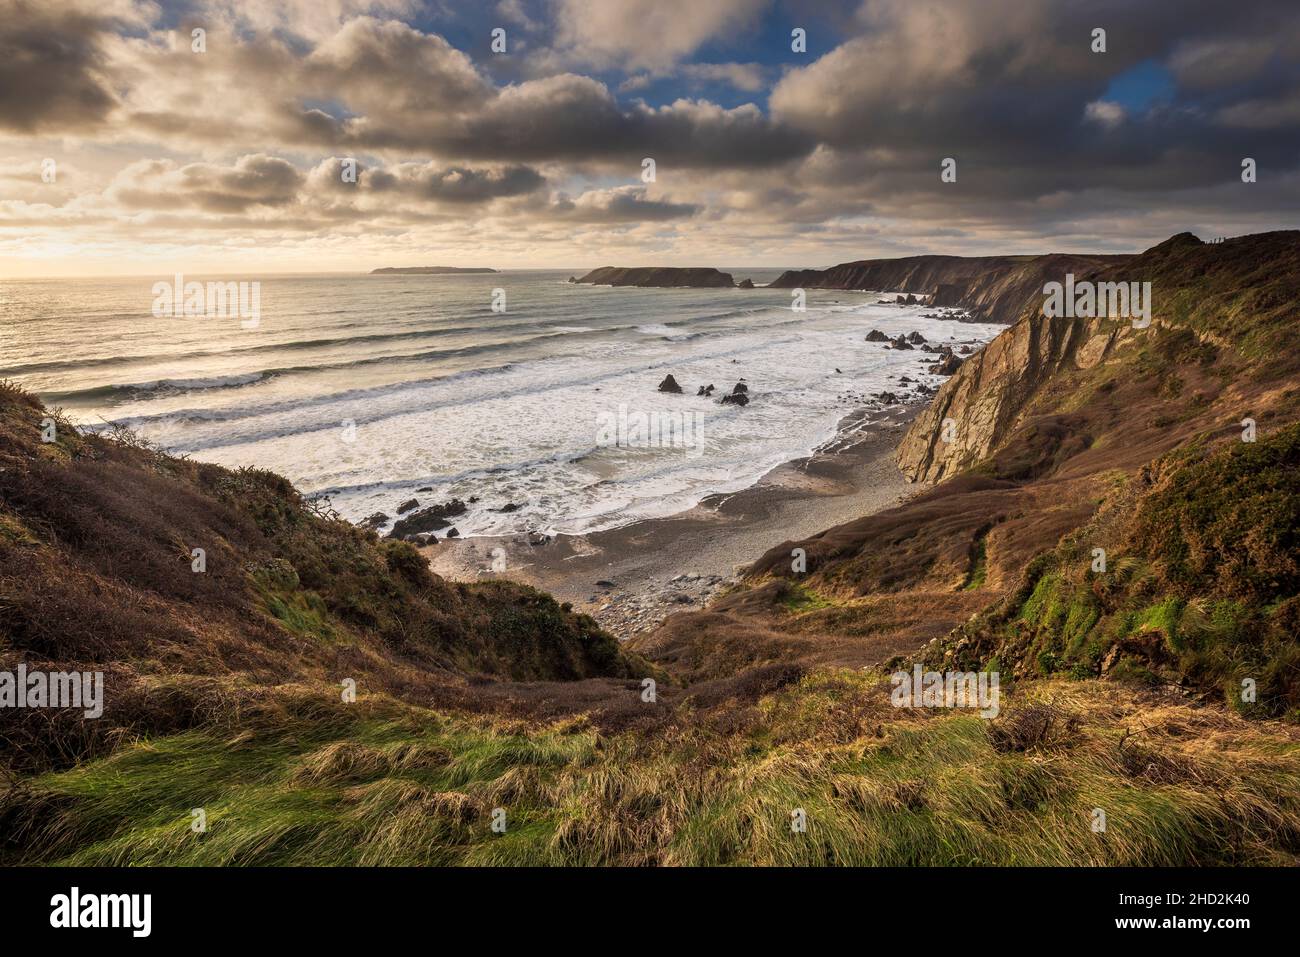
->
1084, 100, 1126, 128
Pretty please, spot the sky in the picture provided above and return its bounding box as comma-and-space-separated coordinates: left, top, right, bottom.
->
0, 0, 1297, 277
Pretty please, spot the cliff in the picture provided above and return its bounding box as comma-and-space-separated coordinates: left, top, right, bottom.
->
895, 310, 1133, 483
894, 231, 1297, 483
575, 266, 736, 288
769, 252, 1129, 323
644, 229, 1300, 712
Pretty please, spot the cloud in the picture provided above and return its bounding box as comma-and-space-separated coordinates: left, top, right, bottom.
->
496, 0, 542, 32
336, 160, 546, 203
552, 0, 769, 71
555, 185, 698, 222
1084, 100, 1126, 128
198, 0, 419, 42
326, 71, 813, 169
305, 16, 494, 113
108, 155, 305, 213
0, 0, 142, 133
765, 0, 1300, 205
680, 62, 766, 92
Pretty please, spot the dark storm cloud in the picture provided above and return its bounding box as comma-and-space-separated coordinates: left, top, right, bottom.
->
292, 71, 815, 170
0, 0, 124, 133
770, 0, 1300, 201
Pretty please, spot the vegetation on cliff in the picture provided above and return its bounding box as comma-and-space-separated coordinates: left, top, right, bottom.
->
0, 380, 646, 775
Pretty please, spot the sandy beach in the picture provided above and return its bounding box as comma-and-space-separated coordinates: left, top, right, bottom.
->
424, 403, 924, 638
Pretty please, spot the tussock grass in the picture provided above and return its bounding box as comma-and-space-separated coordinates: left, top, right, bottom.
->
4, 676, 1297, 866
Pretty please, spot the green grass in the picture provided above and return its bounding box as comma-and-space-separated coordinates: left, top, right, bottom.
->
1136, 597, 1186, 652
779, 582, 837, 615
961, 535, 988, 591
6, 677, 1299, 866
948, 424, 1300, 715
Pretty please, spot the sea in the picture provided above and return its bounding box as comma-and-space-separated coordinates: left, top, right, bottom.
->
0, 269, 1005, 537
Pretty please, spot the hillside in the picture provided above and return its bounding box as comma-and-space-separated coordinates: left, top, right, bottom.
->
3, 231, 1299, 866
0, 386, 648, 774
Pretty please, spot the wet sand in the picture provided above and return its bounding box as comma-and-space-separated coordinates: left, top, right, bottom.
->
423, 404, 924, 638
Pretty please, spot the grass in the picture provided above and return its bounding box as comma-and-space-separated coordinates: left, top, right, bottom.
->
778, 582, 837, 615
4, 675, 1298, 866
943, 423, 1300, 716
961, 534, 988, 591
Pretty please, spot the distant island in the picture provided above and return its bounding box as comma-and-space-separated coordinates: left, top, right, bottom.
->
370, 266, 498, 275
575, 266, 742, 288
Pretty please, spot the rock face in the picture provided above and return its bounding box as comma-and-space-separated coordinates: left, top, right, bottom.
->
719, 392, 749, 406
658, 374, 684, 393
865, 329, 890, 342
892, 234, 1242, 483
738, 278, 755, 289
370, 266, 497, 274
575, 266, 736, 288
769, 252, 1131, 324
896, 309, 1132, 483
890, 335, 914, 350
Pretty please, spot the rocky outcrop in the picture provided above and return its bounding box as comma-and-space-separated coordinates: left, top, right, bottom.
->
719, 381, 751, 406
576, 266, 736, 288
738, 278, 755, 289
658, 374, 683, 393
865, 329, 889, 342
769, 252, 1130, 324
933, 353, 963, 376
387, 499, 468, 539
